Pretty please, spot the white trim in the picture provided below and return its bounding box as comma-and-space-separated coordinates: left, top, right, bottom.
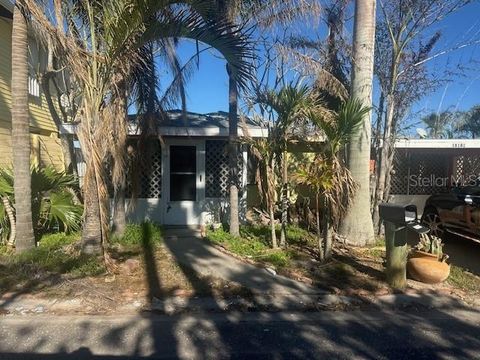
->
395, 139, 480, 149
59, 123, 268, 138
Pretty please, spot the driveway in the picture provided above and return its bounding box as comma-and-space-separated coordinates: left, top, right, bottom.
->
443, 233, 480, 276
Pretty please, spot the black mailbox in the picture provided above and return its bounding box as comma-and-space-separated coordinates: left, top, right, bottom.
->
379, 203, 417, 225
379, 203, 429, 234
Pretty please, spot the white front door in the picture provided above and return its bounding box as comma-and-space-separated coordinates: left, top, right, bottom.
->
163, 139, 205, 225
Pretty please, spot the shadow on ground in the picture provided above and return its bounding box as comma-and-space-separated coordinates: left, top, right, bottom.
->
1, 224, 480, 359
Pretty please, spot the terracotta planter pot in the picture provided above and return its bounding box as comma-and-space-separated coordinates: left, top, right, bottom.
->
407, 257, 450, 284
409, 250, 439, 261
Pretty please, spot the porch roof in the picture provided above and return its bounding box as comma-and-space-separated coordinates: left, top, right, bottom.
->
60, 110, 268, 138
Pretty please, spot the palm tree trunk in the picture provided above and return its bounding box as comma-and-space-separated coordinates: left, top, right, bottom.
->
339, 0, 376, 247
2, 197, 16, 246
81, 172, 103, 255
227, 65, 240, 236
11, 2, 35, 253
280, 150, 288, 247
316, 193, 324, 262
322, 197, 333, 260
113, 184, 126, 236
270, 205, 277, 248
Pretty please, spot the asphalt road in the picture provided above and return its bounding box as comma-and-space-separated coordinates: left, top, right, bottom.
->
443, 233, 480, 276
0, 307, 479, 359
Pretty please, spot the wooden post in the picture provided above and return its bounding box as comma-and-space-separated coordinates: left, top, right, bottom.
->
384, 221, 408, 289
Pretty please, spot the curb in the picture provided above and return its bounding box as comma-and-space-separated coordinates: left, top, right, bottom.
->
1, 291, 473, 317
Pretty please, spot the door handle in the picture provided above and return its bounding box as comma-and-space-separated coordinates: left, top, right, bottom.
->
167, 204, 171, 213
200, 174, 202, 182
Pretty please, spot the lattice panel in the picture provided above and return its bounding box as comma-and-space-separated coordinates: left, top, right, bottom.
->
391, 151, 451, 195
205, 140, 243, 198
390, 151, 409, 195
454, 155, 480, 185
127, 140, 162, 198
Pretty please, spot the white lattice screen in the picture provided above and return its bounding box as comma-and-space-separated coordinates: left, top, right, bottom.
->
205, 140, 243, 198
127, 140, 162, 198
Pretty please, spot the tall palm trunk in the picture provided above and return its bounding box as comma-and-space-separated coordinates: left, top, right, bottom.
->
113, 185, 126, 236
339, 0, 376, 246
2, 197, 16, 245
227, 64, 240, 236
315, 193, 324, 262
81, 170, 103, 255
11, 2, 35, 252
279, 150, 288, 247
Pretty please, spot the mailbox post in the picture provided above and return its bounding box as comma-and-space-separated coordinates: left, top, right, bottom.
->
379, 204, 429, 289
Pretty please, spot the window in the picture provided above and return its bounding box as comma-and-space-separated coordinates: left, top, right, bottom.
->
28, 75, 40, 97
170, 146, 196, 201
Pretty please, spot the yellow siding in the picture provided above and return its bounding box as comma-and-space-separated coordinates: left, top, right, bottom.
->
0, 18, 57, 133
0, 125, 64, 170
0, 16, 64, 171
38, 134, 64, 170
0, 121, 12, 167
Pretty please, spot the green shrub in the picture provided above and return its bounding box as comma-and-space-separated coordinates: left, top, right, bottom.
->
39, 232, 80, 249
111, 222, 163, 247
0, 166, 83, 242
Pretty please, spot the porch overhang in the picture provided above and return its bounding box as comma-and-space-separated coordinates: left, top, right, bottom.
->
59, 110, 269, 138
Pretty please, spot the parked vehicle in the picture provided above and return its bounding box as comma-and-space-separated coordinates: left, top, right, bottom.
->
421, 186, 480, 242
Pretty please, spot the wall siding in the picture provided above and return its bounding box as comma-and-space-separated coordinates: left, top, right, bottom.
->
0, 17, 63, 170
0, 18, 58, 133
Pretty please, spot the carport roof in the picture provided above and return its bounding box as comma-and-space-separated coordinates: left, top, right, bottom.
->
395, 139, 480, 149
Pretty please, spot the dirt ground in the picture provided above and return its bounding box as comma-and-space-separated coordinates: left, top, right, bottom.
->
1, 239, 478, 314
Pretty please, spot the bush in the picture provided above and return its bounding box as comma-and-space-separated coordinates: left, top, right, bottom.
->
0, 232, 105, 284
111, 222, 163, 247
0, 166, 83, 242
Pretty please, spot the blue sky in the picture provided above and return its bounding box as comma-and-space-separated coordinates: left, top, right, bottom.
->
161, 2, 480, 121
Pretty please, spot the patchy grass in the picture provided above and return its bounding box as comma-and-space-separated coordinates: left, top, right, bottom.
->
111, 222, 163, 248
207, 226, 293, 270
0, 232, 106, 293
206, 224, 389, 295
447, 265, 480, 294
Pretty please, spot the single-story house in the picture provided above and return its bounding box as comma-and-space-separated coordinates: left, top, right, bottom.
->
389, 138, 480, 214
62, 110, 268, 226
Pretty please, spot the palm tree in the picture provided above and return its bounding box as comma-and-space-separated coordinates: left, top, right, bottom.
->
24, 0, 253, 257
458, 106, 480, 139
256, 84, 320, 247
338, 0, 376, 247
296, 100, 368, 261
422, 111, 454, 139
246, 136, 278, 248
11, 1, 35, 253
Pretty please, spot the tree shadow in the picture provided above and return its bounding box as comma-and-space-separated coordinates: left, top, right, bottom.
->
2, 227, 480, 358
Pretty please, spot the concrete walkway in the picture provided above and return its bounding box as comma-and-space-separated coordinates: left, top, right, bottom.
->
163, 228, 324, 296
